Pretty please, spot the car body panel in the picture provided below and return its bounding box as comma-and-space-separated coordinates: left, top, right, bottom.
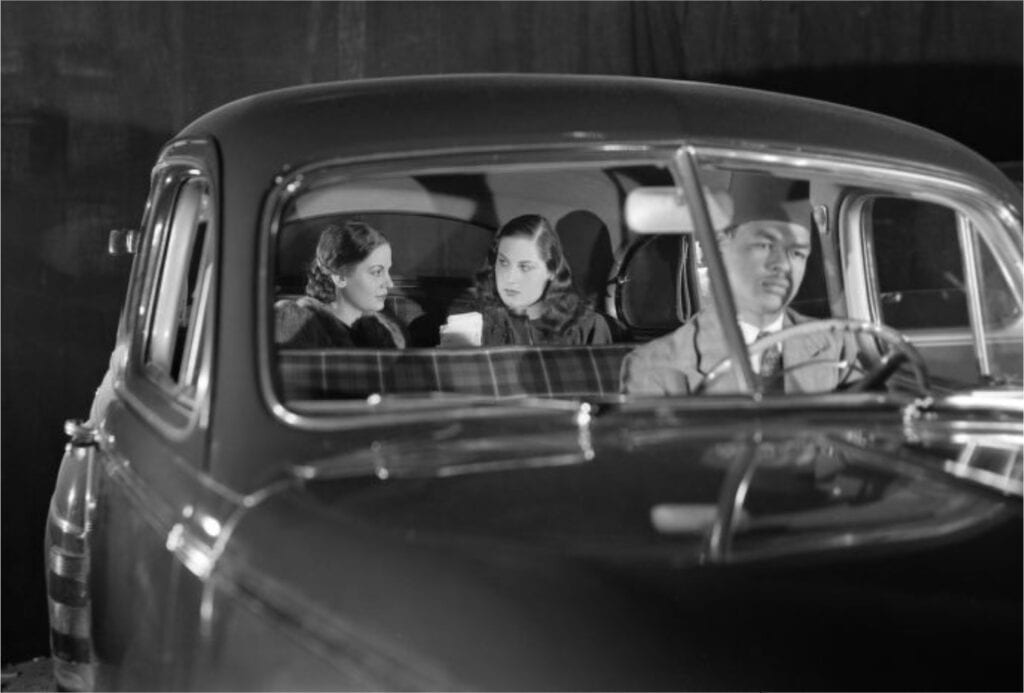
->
196, 407, 1022, 689
46, 75, 1023, 690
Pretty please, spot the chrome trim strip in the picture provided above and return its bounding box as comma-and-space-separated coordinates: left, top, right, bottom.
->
48, 511, 84, 539
959, 214, 991, 376
48, 602, 91, 638
48, 547, 87, 579
198, 478, 295, 641
200, 561, 456, 690
848, 196, 880, 323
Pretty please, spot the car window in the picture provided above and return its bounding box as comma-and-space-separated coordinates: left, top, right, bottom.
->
270, 157, 675, 407
144, 176, 213, 398
867, 197, 968, 329
268, 150, 1022, 412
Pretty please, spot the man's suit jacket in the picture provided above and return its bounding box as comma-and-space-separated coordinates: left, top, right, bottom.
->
621, 309, 859, 395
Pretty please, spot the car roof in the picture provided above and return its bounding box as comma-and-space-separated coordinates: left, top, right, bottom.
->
176, 73, 1017, 200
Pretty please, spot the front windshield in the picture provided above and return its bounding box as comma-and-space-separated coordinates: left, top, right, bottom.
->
269, 150, 1023, 412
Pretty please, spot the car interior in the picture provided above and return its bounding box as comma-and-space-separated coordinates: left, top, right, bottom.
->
269, 156, 1021, 406
268, 160, 844, 404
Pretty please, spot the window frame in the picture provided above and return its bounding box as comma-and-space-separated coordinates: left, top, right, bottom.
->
121, 142, 219, 439
259, 142, 685, 429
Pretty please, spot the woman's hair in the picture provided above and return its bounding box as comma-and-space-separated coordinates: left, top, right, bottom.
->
306, 220, 390, 303
474, 214, 586, 335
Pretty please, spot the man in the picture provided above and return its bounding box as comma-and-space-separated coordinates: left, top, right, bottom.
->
621, 178, 858, 395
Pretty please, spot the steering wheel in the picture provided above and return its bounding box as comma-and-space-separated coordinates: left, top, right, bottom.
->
696, 318, 930, 395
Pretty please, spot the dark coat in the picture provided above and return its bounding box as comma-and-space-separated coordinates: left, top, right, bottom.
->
481, 305, 613, 346
275, 296, 406, 349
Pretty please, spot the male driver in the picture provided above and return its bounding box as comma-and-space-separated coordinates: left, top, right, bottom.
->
622, 178, 858, 395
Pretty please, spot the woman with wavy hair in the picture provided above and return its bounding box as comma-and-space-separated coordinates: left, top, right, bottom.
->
275, 221, 405, 348
473, 214, 611, 346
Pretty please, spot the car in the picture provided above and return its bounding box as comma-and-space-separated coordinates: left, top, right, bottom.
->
46, 74, 1022, 691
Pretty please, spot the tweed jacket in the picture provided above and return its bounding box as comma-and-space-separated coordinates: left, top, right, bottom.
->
621, 309, 858, 395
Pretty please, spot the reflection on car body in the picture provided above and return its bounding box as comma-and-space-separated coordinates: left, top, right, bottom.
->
46, 75, 1022, 691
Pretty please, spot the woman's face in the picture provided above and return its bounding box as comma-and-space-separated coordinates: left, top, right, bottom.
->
333, 243, 394, 315
494, 236, 552, 313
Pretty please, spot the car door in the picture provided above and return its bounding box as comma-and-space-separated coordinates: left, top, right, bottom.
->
88, 143, 219, 689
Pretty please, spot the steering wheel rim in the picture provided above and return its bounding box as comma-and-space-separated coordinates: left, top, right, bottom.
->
696, 318, 930, 395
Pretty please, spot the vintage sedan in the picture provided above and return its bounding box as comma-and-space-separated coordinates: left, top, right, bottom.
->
46, 75, 1022, 691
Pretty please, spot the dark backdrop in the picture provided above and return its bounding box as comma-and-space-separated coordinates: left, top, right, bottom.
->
2, 0, 1021, 664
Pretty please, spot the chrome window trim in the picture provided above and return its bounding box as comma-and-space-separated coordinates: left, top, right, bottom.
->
959, 214, 991, 376
119, 139, 219, 444
258, 142, 684, 431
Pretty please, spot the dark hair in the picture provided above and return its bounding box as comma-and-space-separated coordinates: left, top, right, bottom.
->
306, 221, 390, 303
474, 214, 586, 335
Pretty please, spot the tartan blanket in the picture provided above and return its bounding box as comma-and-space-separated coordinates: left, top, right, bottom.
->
277, 345, 634, 399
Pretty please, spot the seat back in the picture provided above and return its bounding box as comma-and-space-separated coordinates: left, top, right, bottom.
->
613, 235, 699, 339
277, 344, 634, 400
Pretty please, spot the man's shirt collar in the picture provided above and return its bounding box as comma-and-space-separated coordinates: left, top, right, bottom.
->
739, 315, 785, 344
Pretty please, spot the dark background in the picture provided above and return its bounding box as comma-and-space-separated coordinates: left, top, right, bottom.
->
2, 1, 1021, 665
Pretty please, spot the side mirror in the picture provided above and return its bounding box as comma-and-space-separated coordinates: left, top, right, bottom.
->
108, 228, 138, 256
625, 186, 733, 234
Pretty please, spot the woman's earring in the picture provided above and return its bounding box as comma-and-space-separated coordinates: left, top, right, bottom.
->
331, 273, 347, 289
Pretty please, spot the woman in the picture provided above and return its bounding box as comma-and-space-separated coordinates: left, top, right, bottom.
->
275, 221, 405, 348
473, 214, 612, 346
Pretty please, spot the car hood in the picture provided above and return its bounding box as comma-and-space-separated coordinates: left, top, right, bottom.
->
216, 403, 1022, 690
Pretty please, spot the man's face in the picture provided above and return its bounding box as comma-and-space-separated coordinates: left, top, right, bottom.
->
719, 221, 811, 326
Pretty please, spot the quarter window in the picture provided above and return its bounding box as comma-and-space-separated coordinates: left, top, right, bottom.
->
144, 176, 213, 397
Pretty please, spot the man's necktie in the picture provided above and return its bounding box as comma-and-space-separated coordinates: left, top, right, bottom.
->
757, 331, 785, 394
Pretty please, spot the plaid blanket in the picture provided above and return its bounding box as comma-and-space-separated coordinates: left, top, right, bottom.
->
277, 345, 634, 399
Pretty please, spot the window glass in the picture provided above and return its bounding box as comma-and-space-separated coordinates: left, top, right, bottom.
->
145, 177, 212, 394
271, 159, 675, 407
868, 198, 967, 329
